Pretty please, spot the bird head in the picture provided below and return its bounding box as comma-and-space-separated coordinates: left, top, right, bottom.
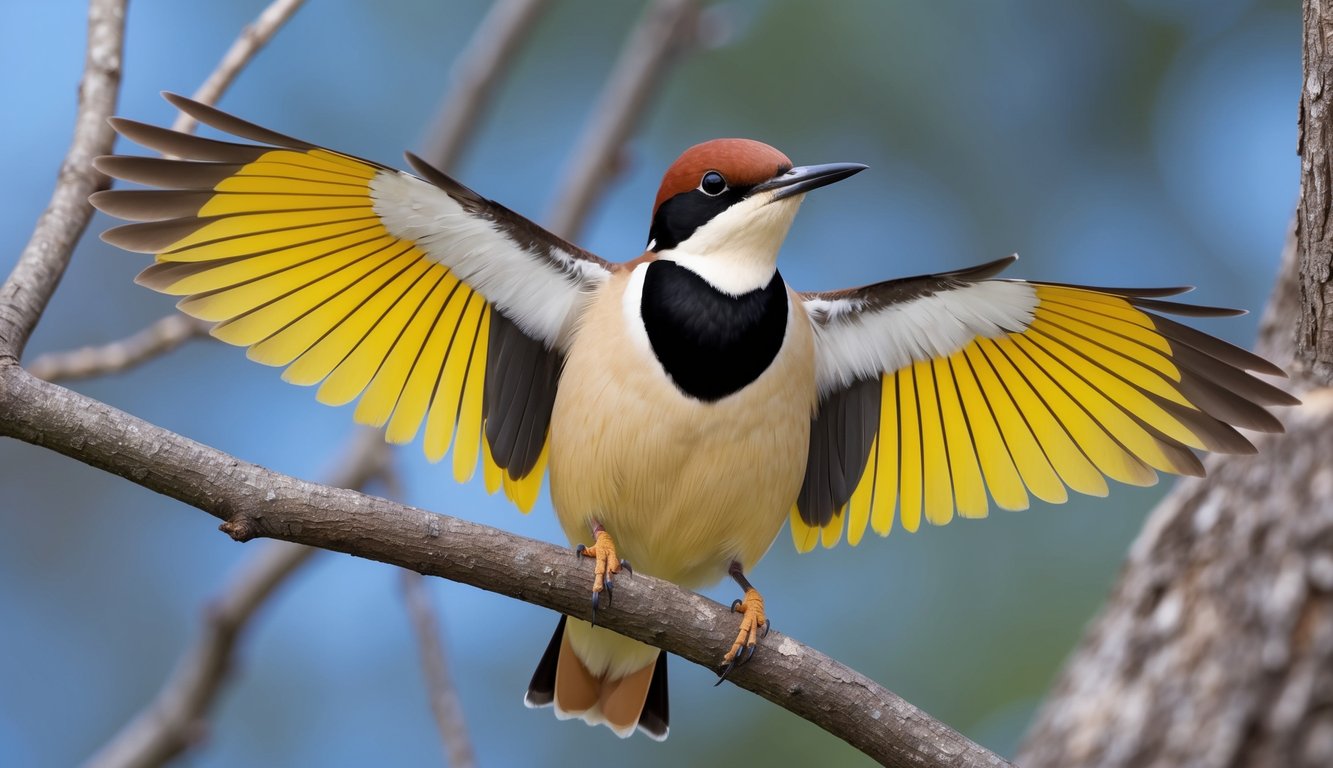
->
646, 139, 865, 294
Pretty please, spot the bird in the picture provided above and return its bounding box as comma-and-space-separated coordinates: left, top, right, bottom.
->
90, 93, 1297, 742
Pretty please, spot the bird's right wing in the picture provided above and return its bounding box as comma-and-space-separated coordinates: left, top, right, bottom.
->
91, 94, 613, 511
792, 255, 1297, 552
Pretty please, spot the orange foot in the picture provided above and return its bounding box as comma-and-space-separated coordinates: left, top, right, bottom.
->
576, 526, 631, 621
717, 587, 770, 683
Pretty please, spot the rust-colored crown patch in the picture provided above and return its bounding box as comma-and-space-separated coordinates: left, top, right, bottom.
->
652, 139, 792, 215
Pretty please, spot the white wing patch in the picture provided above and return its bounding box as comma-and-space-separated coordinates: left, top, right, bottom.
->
371, 170, 607, 348
809, 280, 1038, 394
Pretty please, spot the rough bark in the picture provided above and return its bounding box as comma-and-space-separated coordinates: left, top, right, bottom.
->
1018, 390, 1333, 768
1300, 0, 1333, 382
1019, 3, 1333, 766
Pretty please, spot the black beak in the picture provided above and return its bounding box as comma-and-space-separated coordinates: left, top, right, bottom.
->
750, 162, 868, 201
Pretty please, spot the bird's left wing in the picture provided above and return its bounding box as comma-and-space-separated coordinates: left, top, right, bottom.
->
91, 94, 613, 511
792, 255, 1297, 552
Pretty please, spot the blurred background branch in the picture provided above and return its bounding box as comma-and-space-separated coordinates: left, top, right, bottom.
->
83, 427, 391, 768
419, 0, 551, 173
401, 570, 475, 768
0, 0, 123, 362
26, 314, 210, 383
546, 0, 700, 238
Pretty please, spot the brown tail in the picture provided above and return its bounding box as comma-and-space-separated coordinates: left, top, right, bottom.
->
524, 616, 669, 740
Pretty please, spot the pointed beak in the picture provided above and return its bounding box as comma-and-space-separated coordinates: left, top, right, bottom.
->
750, 162, 868, 201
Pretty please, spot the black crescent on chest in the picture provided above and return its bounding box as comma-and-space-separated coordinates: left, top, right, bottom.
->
639, 260, 789, 402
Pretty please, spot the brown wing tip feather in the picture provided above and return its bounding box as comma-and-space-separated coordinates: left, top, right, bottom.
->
161, 91, 315, 150
403, 151, 476, 201
950, 253, 1018, 281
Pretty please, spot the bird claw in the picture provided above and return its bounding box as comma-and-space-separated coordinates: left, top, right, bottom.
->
577, 529, 626, 625
716, 587, 767, 684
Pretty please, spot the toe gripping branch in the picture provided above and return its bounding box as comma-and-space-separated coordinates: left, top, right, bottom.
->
716, 562, 771, 684
576, 523, 631, 623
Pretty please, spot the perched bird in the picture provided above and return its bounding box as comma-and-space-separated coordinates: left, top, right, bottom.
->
91, 94, 1296, 741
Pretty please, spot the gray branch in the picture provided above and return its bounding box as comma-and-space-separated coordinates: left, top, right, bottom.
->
0, 364, 1009, 768
401, 571, 476, 768
83, 430, 390, 768
0, 0, 124, 362
26, 314, 211, 383
419, 0, 551, 172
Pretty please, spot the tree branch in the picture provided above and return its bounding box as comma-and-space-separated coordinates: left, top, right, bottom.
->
170, 0, 308, 135
401, 571, 476, 768
86, 542, 312, 768
23, 0, 308, 383
0, 0, 124, 362
26, 314, 210, 383
0, 364, 1009, 768
545, 0, 699, 239
418, 0, 551, 172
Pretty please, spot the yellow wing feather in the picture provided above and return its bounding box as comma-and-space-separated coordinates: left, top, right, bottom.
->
868, 377, 900, 537
104, 144, 550, 510
800, 283, 1286, 551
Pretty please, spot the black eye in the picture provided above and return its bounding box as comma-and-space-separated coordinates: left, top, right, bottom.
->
699, 171, 727, 196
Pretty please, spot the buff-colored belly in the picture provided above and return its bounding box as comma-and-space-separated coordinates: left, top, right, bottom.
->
549, 271, 816, 589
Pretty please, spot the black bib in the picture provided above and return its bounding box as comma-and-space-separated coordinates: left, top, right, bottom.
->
640, 260, 788, 402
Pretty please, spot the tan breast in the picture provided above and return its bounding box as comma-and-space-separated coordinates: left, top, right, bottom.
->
548, 266, 816, 588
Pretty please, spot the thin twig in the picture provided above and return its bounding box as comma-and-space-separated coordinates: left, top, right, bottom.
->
171, 0, 308, 135
84, 430, 391, 768
0, 0, 124, 362
400, 571, 476, 768
0, 367, 1011, 768
545, 0, 699, 239
419, 0, 551, 171
27, 0, 308, 382
27, 314, 211, 382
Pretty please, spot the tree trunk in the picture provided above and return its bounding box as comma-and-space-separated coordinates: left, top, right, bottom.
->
1018, 3, 1333, 766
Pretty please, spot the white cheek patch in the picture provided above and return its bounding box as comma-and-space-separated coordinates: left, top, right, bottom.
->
810, 280, 1039, 394
371, 170, 607, 347
657, 193, 801, 295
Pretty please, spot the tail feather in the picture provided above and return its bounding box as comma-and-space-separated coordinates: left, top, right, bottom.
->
598, 659, 656, 736
523, 615, 565, 709
636, 651, 670, 741
523, 616, 669, 740
554, 621, 601, 718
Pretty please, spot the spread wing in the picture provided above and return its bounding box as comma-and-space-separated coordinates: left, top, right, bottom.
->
91, 93, 612, 511
791, 255, 1297, 552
